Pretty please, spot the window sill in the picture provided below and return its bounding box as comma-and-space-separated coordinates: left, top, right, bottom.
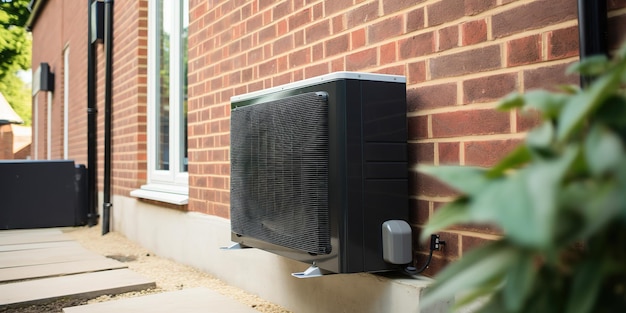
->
130, 184, 189, 205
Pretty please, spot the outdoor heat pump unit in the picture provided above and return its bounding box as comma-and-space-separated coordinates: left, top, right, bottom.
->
229, 72, 410, 276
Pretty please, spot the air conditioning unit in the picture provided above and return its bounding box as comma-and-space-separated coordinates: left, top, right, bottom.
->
229, 72, 409, 275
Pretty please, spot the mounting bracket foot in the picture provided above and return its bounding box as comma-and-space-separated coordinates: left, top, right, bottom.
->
291, 264, 324, 278
220, 243, 248, 250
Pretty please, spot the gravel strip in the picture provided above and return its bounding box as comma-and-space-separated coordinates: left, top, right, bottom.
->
1, 226, 291, 313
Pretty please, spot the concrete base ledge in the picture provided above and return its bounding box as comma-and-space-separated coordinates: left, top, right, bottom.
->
112, 195, 451, 313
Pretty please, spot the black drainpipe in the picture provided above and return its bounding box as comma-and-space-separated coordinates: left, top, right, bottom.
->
577, 0, 608, 87
102, 0, 114, 235
87, 0, 99, 227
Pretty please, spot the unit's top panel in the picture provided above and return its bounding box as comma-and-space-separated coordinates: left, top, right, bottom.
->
231, 71, 406, 104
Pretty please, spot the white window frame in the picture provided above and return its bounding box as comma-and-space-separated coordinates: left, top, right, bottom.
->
63, 45, 70, 159
132, 0, 188, 204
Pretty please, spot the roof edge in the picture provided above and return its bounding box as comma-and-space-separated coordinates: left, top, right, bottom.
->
25, 0, 48, 31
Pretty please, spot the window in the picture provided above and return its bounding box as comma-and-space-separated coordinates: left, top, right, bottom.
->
132, 0, 188, 204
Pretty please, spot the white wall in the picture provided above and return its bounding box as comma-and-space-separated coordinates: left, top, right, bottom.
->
110, 195, 451, 313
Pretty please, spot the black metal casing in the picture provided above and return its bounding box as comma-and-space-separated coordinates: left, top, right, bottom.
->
0, 160, 88, 229
230, 72, 408, 274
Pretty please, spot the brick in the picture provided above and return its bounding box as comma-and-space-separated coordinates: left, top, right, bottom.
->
407, 61, 426, 84
347, 1, 379, 29
325, 34, 349, 57
461, 235, 493, 255
325, 0, 353, 16
351, 28, 366, 49
273, 34, 294, 55
411, 171, 459, 197
461, 19, 487, 46
409, 199, 430, 225
346, 47, 377, 71
382, 0, 417, 14
430, 45, 501, 79
305, 63, 328, 78
312, 43, 324, 62
376, 65, 405, 76
406, 7, 425, 33
380, 42, 397, 64
609, 0, 626, 9
431, 109, 510, 138
407, 83, 457, 111
438, 142, 460, 164
451, 221, 502, 236
273, 1, 291, 20
465, 0, 496, 16
306, 20, 330, 44
438, 25, 458, 51
289, 47, 310, 68
408, 142, 435, 165
547, 26, 579, 60
463, 73, 517, 104
464, 138, 521, 167
516, 109, 542, 133
608, 14, 626, 50
289, 8, 311, 30
408, 115, 429, 140
507, 34, 542, 67
368, 16, 404, 44
332, 15, 345, 33
413, 253, 450, 277
258, 24, 276, 44
427, 0, 465, 27
492, 0, 578, 39
399, 32, 435, 59
523, 62, 578, 91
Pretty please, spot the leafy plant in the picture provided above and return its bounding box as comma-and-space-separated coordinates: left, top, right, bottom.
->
419, 46, 626, 313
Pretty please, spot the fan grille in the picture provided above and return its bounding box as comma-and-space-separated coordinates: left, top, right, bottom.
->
230, 92, 331, 255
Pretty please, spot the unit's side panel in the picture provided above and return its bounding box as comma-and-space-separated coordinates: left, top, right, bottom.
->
341, 79, 365, 273
360, 81, 409, 272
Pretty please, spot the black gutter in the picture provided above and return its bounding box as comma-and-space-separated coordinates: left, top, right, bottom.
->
102, 0, 113, 235
87, 0, 99, 227
577, 0, 608, 87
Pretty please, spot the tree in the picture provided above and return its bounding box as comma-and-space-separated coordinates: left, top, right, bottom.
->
0, 0, 31, 125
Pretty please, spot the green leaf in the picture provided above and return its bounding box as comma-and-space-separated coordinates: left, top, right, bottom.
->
498, 92, 525, 110
420, 200, 471, 242
567, 55, 610, 76
523, 90, 569, 118
503, 252, 535, 312
421, 241, 517, 310
526, 122, 555, 150
558, 61, 626, 142
486, 145, 531, 178
417, 165, 489, 196
471, 146, 578, 248
566, 258, 606, 313
453, 276, 503, 311
584, 124, 624, 176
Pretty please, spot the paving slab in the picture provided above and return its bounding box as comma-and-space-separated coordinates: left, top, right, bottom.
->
0, 245, 104, 268
62, 287, 259, 313
0, 240, 79, 252
0, 258, 127, 283
0, 269, 156, 309
0, 230, 71, 245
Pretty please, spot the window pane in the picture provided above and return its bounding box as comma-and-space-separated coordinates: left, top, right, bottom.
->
156, 0, 172, 171
180, 0, 188, 172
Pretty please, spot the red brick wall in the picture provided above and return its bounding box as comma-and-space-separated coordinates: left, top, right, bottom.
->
106, 0, 148, 195
187, 0, 626, 274
0, 124, 13, 159
31, 1, 148, 196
